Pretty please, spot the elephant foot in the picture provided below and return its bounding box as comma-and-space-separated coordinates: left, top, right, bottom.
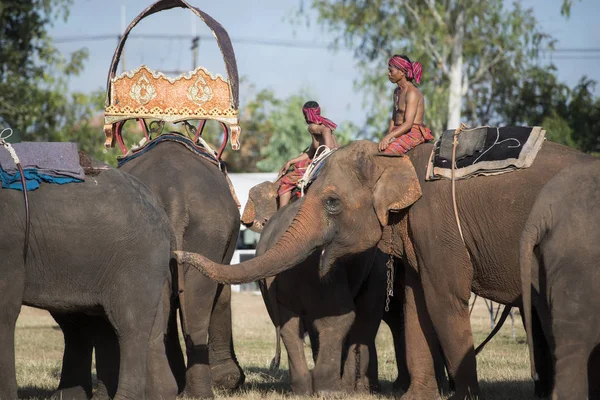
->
398, 387, 439, 400
51, 386, 91, 400
315, 389, 345, 398
448, 390, 483, 400
342, 375, 374, 394
392, 376, 410, 393
210, 360, 245, 390
290, 377, 313, 396
185, 360, 214, 399
534, 380, 551, 398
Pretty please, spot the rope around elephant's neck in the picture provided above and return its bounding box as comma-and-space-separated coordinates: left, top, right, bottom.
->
0, 128, 30, 262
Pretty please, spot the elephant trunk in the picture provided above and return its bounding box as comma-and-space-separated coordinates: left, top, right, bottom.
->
175, 199, 324, 284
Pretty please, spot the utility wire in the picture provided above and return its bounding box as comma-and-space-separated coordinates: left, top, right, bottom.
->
53, 33, 334, 49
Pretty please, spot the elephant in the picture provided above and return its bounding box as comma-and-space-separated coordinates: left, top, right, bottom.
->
175, 139, 595, 399
0, 162, 175, 400
255, 199, 386, 395
520, 160, 600, 399
240, 178, 449, 396
54, 139, 244, 399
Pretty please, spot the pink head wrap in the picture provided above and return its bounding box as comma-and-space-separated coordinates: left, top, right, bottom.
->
389, 56, 423, 84
302, 106, 337, 130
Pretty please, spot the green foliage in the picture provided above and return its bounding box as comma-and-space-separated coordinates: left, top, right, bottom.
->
560, 0, 581, 17
255, 91, 313, 172
542, 112, 576, 148
0, 0, 93, 142
303, 0, 597, 152
305, 0, 555, 138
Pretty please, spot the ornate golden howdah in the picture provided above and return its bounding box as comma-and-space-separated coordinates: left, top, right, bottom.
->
103, 0, 241, 154
105, 66, 238, 126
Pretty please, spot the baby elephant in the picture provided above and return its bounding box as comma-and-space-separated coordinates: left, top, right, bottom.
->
520, 160, 600, 399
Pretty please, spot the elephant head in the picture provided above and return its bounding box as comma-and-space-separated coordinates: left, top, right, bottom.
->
241, 181, 279, 233
176, 140, 422, 284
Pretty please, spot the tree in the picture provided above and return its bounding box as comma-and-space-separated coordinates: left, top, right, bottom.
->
304, 0, 555, 135
0, 0, 89, 141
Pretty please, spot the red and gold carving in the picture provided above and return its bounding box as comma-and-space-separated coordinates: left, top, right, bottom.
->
105, 65, 239, 126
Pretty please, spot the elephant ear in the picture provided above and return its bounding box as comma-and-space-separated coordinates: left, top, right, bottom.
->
373, 155, 422, 226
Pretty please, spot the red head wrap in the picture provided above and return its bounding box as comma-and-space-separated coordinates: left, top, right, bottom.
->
388, 56, 423, 84
302, 106, 337, 130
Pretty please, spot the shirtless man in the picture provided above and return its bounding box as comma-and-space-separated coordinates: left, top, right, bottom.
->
378, 54, 434, 154
277, 101, 338, 207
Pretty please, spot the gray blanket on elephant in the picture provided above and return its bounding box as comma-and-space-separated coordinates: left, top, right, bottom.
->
0, 142, 85, 180
426, 126, 546, 180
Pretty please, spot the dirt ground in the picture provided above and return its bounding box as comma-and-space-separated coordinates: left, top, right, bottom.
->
14, 291, 537, 399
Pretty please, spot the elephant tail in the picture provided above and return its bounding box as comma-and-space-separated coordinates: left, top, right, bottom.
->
474, 304, 512, 355
520, 212, 546, 381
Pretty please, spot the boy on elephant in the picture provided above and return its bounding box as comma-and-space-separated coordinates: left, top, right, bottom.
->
378, 54, 434, 154
277, 101, 338, 207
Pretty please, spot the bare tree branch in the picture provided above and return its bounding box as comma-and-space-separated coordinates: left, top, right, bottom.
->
424, 0, 448, 28
472, 46, 505, 83
403, 2, 450, 76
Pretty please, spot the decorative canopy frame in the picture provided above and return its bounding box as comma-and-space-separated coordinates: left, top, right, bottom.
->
103, 0, 241, 153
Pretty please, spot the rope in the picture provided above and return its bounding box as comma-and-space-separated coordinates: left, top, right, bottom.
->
0, 128, 30, 262
0, 128, 20, 165
451, 122, 470, 246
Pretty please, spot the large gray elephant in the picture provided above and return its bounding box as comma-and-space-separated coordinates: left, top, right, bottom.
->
0, 163, 175, 400
176, 139, 595, 399
242, 181, 450, 395
256, 199, 386, 395
55, 139, 244, 399
520, 160, 600, 399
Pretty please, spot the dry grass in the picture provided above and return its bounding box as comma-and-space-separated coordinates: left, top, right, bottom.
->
14, 292, 539, 399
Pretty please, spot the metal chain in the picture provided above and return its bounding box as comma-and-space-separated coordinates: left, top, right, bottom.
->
385, 254, 395, 312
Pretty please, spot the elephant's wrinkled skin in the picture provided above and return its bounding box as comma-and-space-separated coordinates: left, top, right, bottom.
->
177, 140, 595, 399
56, 141, 244, 399
520, 161, 600, 399
0, 167, 174, 400
242, 181, 448, 395
257, 199, 385, 395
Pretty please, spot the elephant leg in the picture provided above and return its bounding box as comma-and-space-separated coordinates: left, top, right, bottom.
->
312, 310, 355, 394
342, 259, 386, 393
400, 265, 440, 400
165, 300, 186, 394
552, 338, 589, 400
91, 317, 120, 400
146, 281, 178, 400
383, 291, 410, 392
527, 307, 554, 398
588, 344, 600, 399
519, 304, 554, 397
0, 272, 23, 400
52, 313, 93, 400
279, 306, 312, 395
104, 288, 163, 400
417, 250, 479, 400
209, 284, 245, 391
182, 269, 218, 399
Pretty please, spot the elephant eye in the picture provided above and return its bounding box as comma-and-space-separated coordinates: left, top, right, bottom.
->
325, 196, 342, 215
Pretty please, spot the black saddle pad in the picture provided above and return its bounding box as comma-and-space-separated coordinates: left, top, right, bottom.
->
434, 126, 535, 169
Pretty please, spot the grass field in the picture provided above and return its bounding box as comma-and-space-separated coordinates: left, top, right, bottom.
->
15, 292, 538, 399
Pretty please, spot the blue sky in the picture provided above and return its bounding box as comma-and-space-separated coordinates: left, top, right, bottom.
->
50, 0, 600, 128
